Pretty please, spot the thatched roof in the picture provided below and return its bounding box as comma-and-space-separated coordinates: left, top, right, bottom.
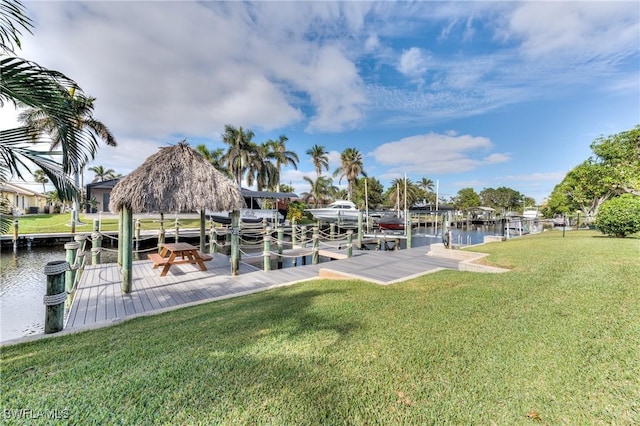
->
109, 141, 243, 213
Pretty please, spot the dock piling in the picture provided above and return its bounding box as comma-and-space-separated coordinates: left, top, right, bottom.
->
263, 226, 272, 271
64, 242, 79, 294
312, 227, 319, 264
43, 260, 68, 334
12, 219, 18, 251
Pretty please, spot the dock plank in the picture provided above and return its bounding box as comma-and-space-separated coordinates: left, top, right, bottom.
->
67, 248, 467, 331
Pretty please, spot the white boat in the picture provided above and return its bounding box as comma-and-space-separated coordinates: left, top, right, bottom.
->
522, 207, 539, 219
306, 200, 363, 222
207, 189, 297, 225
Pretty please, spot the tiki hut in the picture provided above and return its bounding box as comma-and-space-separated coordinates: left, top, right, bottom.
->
109, 140, 243, 292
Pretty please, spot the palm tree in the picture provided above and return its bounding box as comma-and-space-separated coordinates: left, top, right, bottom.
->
266, 135, 298, 192
88, 165, 116, 182
19, 91, 117, 226
387, 177, 421, 210
333, 147, 366, 201
246, 142, 278, 191
33, 169, 49, 193
195, 144, 230, 178
220, 125, 256, 185
0, 0, 105, 232
418, 177, 435, 193
19, 93, 117, 152
0, 0, 96, 201
301, 175, 337, 207
306, 144, 329, 178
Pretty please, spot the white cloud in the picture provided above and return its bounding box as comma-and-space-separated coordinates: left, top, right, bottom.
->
365, 34, 381, 52
397, 47, 429, 78
19, 1, 370, 139
502, 2, 639, 61
371, 132, 510, 175
503, 172, 568, 182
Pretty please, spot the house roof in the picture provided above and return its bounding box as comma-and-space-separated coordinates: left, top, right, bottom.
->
0, 182, 45, 197
86, 178, 122, 190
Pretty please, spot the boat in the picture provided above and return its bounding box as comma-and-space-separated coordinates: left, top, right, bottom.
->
376, 214, 414, 231
522, 206, 539, 220
305, 200, 363, 222
207, 188, 297, 225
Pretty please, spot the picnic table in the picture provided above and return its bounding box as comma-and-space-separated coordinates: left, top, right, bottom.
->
147, 242, 212, 276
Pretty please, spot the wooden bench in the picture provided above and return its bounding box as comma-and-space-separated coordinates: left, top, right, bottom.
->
148, 253, 170, 267
147, 252, 213, 268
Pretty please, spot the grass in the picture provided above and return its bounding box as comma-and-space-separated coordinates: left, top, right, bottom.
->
1, 231, 639, 424
5, 214, 203, 234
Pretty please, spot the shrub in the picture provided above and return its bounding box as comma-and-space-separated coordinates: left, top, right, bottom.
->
595, 194, 640, 237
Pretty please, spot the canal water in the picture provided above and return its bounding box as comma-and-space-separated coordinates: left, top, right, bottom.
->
0, 225, 501, 343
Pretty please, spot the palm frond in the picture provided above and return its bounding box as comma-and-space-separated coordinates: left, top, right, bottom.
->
0, 0, 32, 53
0, 126, 77, 200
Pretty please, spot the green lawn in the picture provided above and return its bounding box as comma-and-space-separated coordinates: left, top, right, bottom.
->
1, 231, 639, 424
6, 214, 203, 234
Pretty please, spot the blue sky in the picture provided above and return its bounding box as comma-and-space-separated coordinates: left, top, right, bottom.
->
1, 1, 638, 204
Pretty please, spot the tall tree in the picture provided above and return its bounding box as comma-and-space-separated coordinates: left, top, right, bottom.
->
88, 165, 116, 182
266, 135, 298, 192
301, 175, 337, 207
590, 125, 640, 196
453, 187, 481, 210
418, 177, 435, 193
353, 176, 385, 209
19, 93, 117, 152
548, 160, 617, 217
0, 0, 110, 232
196, 144, 230, 178
0, 0, 96, 201
19, 91, 117, 225
33, 169, 49, 193
246, 142, 278, 191
480, 187, 524, 211
306, 144, 329, 178
221, 125, 256, 186
333, 147, 366, 201
385, 177, 421, 210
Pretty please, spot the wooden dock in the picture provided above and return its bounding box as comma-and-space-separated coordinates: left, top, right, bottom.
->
65, 248, 463, 332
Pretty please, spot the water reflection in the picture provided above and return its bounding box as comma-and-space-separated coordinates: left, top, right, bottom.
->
1, 247, 68, 342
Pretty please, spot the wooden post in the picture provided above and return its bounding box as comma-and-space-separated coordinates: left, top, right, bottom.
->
174, 217, 180, 243
277, 227, 284, 269
291, 218, 297, 247
347, 230, 353, 258
209, 219, 216, 254
357, 212, 363, 249
91, 219, 102, 265
117, 209, 123, 266
12, 219, 18, 251
330, 222, 335, 240
231, 210, 240, 276
64, 242, 79, 294
91, 247, 101, 265
263, 226, 272, 271
312, 227, 319, 265
199, 210, 206, 253
406, 212, 412, 249
43, 260, 68, 334
73, 235, 87, 291
158, 214, 165, 253
121, 206, 133, 293
135, 218, 141, 251
300, 225, 307, 248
